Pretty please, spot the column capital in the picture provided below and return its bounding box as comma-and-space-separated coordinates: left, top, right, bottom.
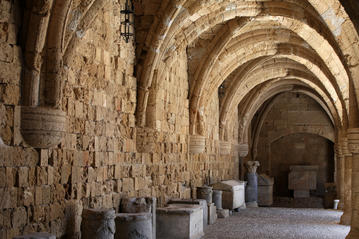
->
348, 128, 359, 154
341, 137, 352, 157
238, 143, 249, 157
246, 161, 260, 173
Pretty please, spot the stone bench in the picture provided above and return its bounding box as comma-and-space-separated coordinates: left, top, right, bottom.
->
157, 204, 204, 239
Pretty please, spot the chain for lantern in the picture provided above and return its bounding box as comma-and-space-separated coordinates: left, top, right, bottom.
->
120, 0, 134, 43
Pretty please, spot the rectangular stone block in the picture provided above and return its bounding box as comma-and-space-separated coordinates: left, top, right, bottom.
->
168, 199, 208, 228
212, 180, 246, 209
157, 204, 204, 239
288, 166, 318, 190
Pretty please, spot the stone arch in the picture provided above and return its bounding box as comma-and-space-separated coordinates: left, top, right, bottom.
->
137, 0, 359, 129
20, 0, 110, 148
190, 31, 348, 135
212, 55, 344, 136
233, 80, 338, 145
218, 50, 346, 133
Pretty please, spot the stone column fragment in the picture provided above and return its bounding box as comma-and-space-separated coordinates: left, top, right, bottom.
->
245, 161, 260, 207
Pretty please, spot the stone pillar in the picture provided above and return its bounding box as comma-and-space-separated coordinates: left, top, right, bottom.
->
212, 190, 222, 209
238, 144, 249, 180
336, 142, 345, 210
81, 209, 116, 239
341, 137, 353, 225
245, 161, 260, 207
346, 128, 359, 238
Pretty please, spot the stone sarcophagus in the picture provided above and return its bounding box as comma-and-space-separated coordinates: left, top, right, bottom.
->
211, 180, 246, 210
168, 199, 208, 228
288, 165, 318, 198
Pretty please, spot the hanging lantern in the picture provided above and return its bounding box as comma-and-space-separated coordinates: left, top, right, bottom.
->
120, 0, 134, 43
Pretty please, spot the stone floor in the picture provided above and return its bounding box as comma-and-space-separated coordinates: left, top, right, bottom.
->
204, 208, 350, 239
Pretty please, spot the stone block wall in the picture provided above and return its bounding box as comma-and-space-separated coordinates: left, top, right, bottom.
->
254, 92, 335, 197
0, 1, 239, 238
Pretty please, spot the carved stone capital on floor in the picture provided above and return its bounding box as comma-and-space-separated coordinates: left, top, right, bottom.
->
21, 106, 66, 148
347, 128, 359, 154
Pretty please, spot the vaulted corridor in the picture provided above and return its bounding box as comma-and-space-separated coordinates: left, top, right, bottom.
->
2, 0, 359, 238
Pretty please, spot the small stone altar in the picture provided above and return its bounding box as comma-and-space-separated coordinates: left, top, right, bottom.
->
288, 165, 318, 198
168, 199, 208, 228
212, 180, 246, 210
157, 204, 204, 239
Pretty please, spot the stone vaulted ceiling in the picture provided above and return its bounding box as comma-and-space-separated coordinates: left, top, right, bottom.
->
135, 0, 359, 144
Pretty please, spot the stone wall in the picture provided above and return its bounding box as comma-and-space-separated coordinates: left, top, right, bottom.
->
0, 1, 239, 238
254, 92, 335, 197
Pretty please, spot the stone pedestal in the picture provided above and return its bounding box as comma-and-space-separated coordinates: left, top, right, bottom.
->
157, 205, 204, 239
168, 199, 208, 228
20, 106, 66, 148
196, 186, 213, 204
212, 190, 223, 209
258, 174, 274, 206
288, 165, 318, 198
115, 213, 152, 239
346, 128, 359, 239
13, 233, 56, 239
212, 180, 246, 209
119, 197, 156, 239
341, 137, 352, 225
245, 161, 260, 207
81, 209, 116, 239
207, 203, 217, 225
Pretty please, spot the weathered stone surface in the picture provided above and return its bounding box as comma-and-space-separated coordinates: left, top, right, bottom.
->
115, 213, 152, 239
119, 197, 156, 239
208, 203, 217, 225
258, 174, 274, 206
20, 107, 66, 149
157, 205, 204, 239
216, 209, 229, 218
81, 209, 116, 239
212, 190, 223, 209
212, 180, 246, 210
168, 199, 208, 228
196, 186, 213, 204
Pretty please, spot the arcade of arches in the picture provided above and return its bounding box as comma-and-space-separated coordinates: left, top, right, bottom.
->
2, 0, 359, 238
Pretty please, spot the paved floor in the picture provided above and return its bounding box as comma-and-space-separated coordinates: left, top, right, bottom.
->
204, 208, 350, 239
